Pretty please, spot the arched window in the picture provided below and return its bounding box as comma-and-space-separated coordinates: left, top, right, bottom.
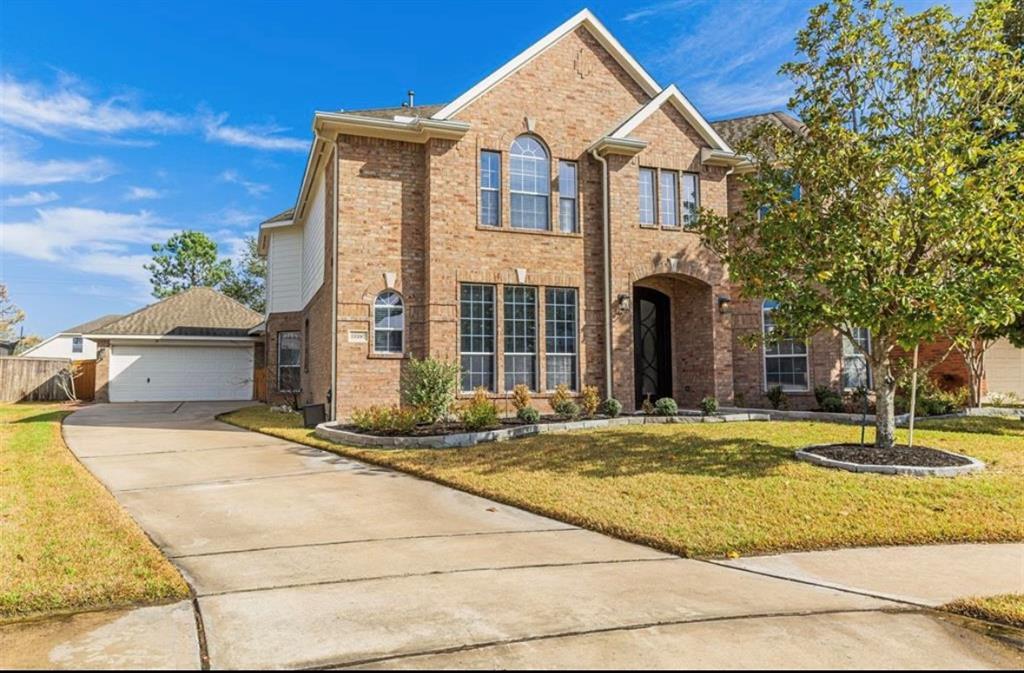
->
510, 135, 550, 230
762, 300, 808, 391
373, 291, 404, 354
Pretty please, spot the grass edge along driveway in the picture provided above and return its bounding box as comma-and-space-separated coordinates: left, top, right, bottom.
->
0, 403, 188, 621
942, 593, 1024, 630
222, 406, 1024, 559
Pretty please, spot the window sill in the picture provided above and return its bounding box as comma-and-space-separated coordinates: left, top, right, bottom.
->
475, 225, 582, 238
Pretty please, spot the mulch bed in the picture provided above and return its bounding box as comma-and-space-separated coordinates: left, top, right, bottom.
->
337, 415, 609, 438
804, 443, 971, 467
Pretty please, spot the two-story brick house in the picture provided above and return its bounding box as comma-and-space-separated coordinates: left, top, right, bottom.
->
254, 9, 1022, 420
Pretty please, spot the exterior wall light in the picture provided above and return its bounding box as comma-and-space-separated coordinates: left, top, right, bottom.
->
617, 294, 631, 314
717, 295, 732, 314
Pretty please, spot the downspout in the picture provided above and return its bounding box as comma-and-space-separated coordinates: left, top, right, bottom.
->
330, 141, 340, 421
590, 148, 613, 399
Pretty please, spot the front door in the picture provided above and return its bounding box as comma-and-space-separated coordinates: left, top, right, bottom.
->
633, 287, 672, 407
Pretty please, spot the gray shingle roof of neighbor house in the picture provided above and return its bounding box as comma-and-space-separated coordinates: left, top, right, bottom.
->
62, 314, 123, 335
261, 207, 295, 225
90, 287, 263, 338
341, 104, 447, 120
710, 111, 806, 147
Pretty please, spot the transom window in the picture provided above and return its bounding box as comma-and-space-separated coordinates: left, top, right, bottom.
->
762, 300, 808, 391
639, 167, 656, 226
373, 291, 404, 354
510, 135, 550, 230
277, 331, 301, 393
545, 287, 578, 390
842, 327, 872, 390
460, 284, 496, 391
479, 150, 500, 227
682, 172, 699, 227
503, 286, 537, 390
558, 161, 578, 233
659, 169, 679, 228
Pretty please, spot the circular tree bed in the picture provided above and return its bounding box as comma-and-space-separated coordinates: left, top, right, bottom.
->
795, 443, 985, 477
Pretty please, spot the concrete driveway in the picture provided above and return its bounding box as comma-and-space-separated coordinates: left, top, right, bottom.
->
6, 402, 1021, 669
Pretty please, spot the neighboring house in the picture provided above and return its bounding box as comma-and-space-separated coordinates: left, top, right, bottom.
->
88, 288, 263, 402
256, 8, 1023, 419
18, 314, 122, 361
0, 339, 18, 357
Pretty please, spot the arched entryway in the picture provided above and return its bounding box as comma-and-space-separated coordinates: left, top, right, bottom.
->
633, 286, 672, 407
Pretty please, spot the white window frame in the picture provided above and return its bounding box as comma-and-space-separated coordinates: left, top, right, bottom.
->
639, 167, 657, 226
372, 290, 405, 355
558, 160, 578, 234
682, 172, 699, 227
503, 286, 538, 391
842, 327, 872, 390
459, 283, 496, 392
71, 336, 84, 354
509, 135, 550, 231
479, 150, 501, 227
544, 287, 579, 391
277, 331, 301, 393
659, 169, 679, 228
761, 300, 810, 392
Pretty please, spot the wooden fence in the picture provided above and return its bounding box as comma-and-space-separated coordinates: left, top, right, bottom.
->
0, 357, 84, 402
75, 360, 96, 402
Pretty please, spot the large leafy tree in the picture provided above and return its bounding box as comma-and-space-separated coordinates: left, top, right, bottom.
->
699, 0, 1024, 448
220, 236, 267, 313
145, 231, 233, 299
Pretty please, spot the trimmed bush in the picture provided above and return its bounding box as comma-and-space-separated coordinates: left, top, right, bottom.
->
602, 397, 622, 418
550, 384, 572, 411
510, 384, 531, 413
579, 385, 600, 417
401, 357, 459, 424
460, 387, 499, 431
552, 399, 581, 420
699, 396, 719, 416
517, 406, 541, 424
767, 385, 788, 410
654, 397, 678, 416
814, 385, 845, 413
350, 405, 419, 435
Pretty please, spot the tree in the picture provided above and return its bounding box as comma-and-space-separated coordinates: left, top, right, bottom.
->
13, 335, 42, 354
220, 236, 267, 313
698, 0, 1024, 448
145, 231, 233, 299
0, 284, 25, 339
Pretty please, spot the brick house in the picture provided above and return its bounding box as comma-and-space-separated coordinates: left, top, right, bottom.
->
255, 9, 1022, 419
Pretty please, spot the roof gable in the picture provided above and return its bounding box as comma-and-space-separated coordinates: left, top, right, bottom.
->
92, 287, 262, 337
611, 85, 732, 152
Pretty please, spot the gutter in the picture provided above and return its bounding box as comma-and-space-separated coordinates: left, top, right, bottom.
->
590, 148, 614, 400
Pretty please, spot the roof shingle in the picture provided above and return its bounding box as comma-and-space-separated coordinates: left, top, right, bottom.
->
710, 111, 805, 148
63, 314, 123, 335
92, 287, 263, 337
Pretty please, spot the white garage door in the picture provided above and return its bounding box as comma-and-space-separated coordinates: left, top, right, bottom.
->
985, 338, 1024, 399
109, 344, 254, 402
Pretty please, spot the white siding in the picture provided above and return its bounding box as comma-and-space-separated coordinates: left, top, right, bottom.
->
301, 173, 326, 307
109, 344, 254, 402
267, 228, 303, 314
21, 334, 98, 360
985, 338, 1024, 398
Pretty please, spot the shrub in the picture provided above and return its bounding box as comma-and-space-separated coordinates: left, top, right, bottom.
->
401, 357, 459, 424
459, 387, 500, 431
550, 384, 572, 411
654, 397, 678, 416
517, 406, 541, 424
814, 385, 845, 413
602, 397, 622, 418
579, 385, 600, 417
767, 385, 788, 410
350, 405, 419, 435
699, 396, 718, 416
510, 384, 531, 413
641, 395, 655, 415
553, 399, 580, 419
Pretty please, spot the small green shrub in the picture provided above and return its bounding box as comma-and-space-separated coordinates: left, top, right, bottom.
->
767, 385, 788, 410
553, 399, 581, 419
814, 385, 845, 413
510, 384, 531, 413
579, 385, 600, 417
602, 397, 622, 418
654, 397, 678, 416
517, 406, 541, 424
350, 405, 419, 435
401, 357, 459, 424
460, 387, 500, 431
550, 384, 572, 411
699, 396, 718, 416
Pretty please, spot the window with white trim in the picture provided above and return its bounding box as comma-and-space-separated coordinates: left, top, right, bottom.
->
639, 167, 656, 226
373, 291, 404, 354
842, 327, 872, 390
762, 300, 808, 391
479, 150, 500, 227
659, 169, 679, 228
509, 136, 549, 230
277, 331, 301, 393
682, 172, 699, 227
545, 287, 578, 390
460, 284, 495, 391
71, 336, 83, 354
558, 161, 577, 233
503, 286, 537, 390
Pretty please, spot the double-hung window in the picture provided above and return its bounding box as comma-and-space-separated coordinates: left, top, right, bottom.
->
545, 287, 578, 390
71, 336, 83, 354
558, 161, 578, 233
373, 291, 404, 354
459, 284, 496, 391
277, 331, 301, 393
659, 169, 679, 228
479, 150, 500, 227
503, 286, 537, 390
639, 167, 656, 226
842, 327, 872, 390
510, 136, 550, 230
682, 172, 699, 227
762, 300, 808, 391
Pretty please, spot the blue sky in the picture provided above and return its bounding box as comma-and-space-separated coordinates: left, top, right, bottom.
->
0, 0, 971, 337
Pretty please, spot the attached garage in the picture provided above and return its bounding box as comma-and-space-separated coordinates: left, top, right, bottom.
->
985, 338, 1024, 399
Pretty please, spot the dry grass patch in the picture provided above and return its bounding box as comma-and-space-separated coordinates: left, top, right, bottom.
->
0, 403, 188, 620
223, 407, 1024, 558
943, 594, 1024, 629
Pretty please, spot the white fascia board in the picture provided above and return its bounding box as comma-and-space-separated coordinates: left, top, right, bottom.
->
590, 136, 648, 157
612, 85, 734, 153
701, 147, 753, 169
314, 112, 470, 143
431, 8, 662, 121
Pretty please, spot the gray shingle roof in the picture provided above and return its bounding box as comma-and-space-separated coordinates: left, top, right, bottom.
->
92, 287, 263, 337
710, 111, 805, 147
63, 314, 123, 335
261, 208, 294, 226
340, 104, 447, 120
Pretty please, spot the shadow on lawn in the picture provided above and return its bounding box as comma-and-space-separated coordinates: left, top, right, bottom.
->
10, 410, 69, 425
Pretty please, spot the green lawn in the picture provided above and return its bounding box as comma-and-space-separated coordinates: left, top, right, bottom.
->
223, 407, 1024, 558
0, 403, 188, 620
942, 594, 1024, 629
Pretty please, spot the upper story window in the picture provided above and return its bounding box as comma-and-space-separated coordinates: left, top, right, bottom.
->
509, 136, 550, 230
682, 172, 699, 227
639, 167, 656, 226
71, 336, 83, 354
373, 291, 404, 354
277, 331, 301, 393
842, 327, 872, 390
659, 169, 679, 228
558, 161, 578, 233
762, 300, 809, 391
479, 150, 501, 227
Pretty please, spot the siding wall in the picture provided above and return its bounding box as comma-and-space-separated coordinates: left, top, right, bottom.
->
301, 173, 326, 306
267, 228, 302, 313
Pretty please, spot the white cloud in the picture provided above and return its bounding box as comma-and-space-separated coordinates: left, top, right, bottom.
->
1, 190, 59, 206
623, 0, 699, 23
124, 186, 166, 201
210, 207, 263, 228
0, 148, 114, 186
203, 114, 308, 153
699, 79, 794, 117
219, 169, 270, 197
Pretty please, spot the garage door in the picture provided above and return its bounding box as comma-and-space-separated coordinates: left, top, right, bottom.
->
985, 338, 1024, 399
109, 344, 254, 402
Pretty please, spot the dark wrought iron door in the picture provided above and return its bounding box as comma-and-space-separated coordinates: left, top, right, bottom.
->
633, 287, 672, 407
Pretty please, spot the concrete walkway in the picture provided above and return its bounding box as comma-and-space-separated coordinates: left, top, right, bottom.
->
2, 402, 1021, 669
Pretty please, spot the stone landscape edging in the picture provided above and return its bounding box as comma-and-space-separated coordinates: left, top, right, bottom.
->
315, 412, 771, 449
793, 444, 986, 477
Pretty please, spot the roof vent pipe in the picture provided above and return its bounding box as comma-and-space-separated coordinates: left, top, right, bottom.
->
405, 90, 415, 108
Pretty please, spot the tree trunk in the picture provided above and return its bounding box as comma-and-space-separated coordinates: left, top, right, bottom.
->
873, 359, 897, 449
